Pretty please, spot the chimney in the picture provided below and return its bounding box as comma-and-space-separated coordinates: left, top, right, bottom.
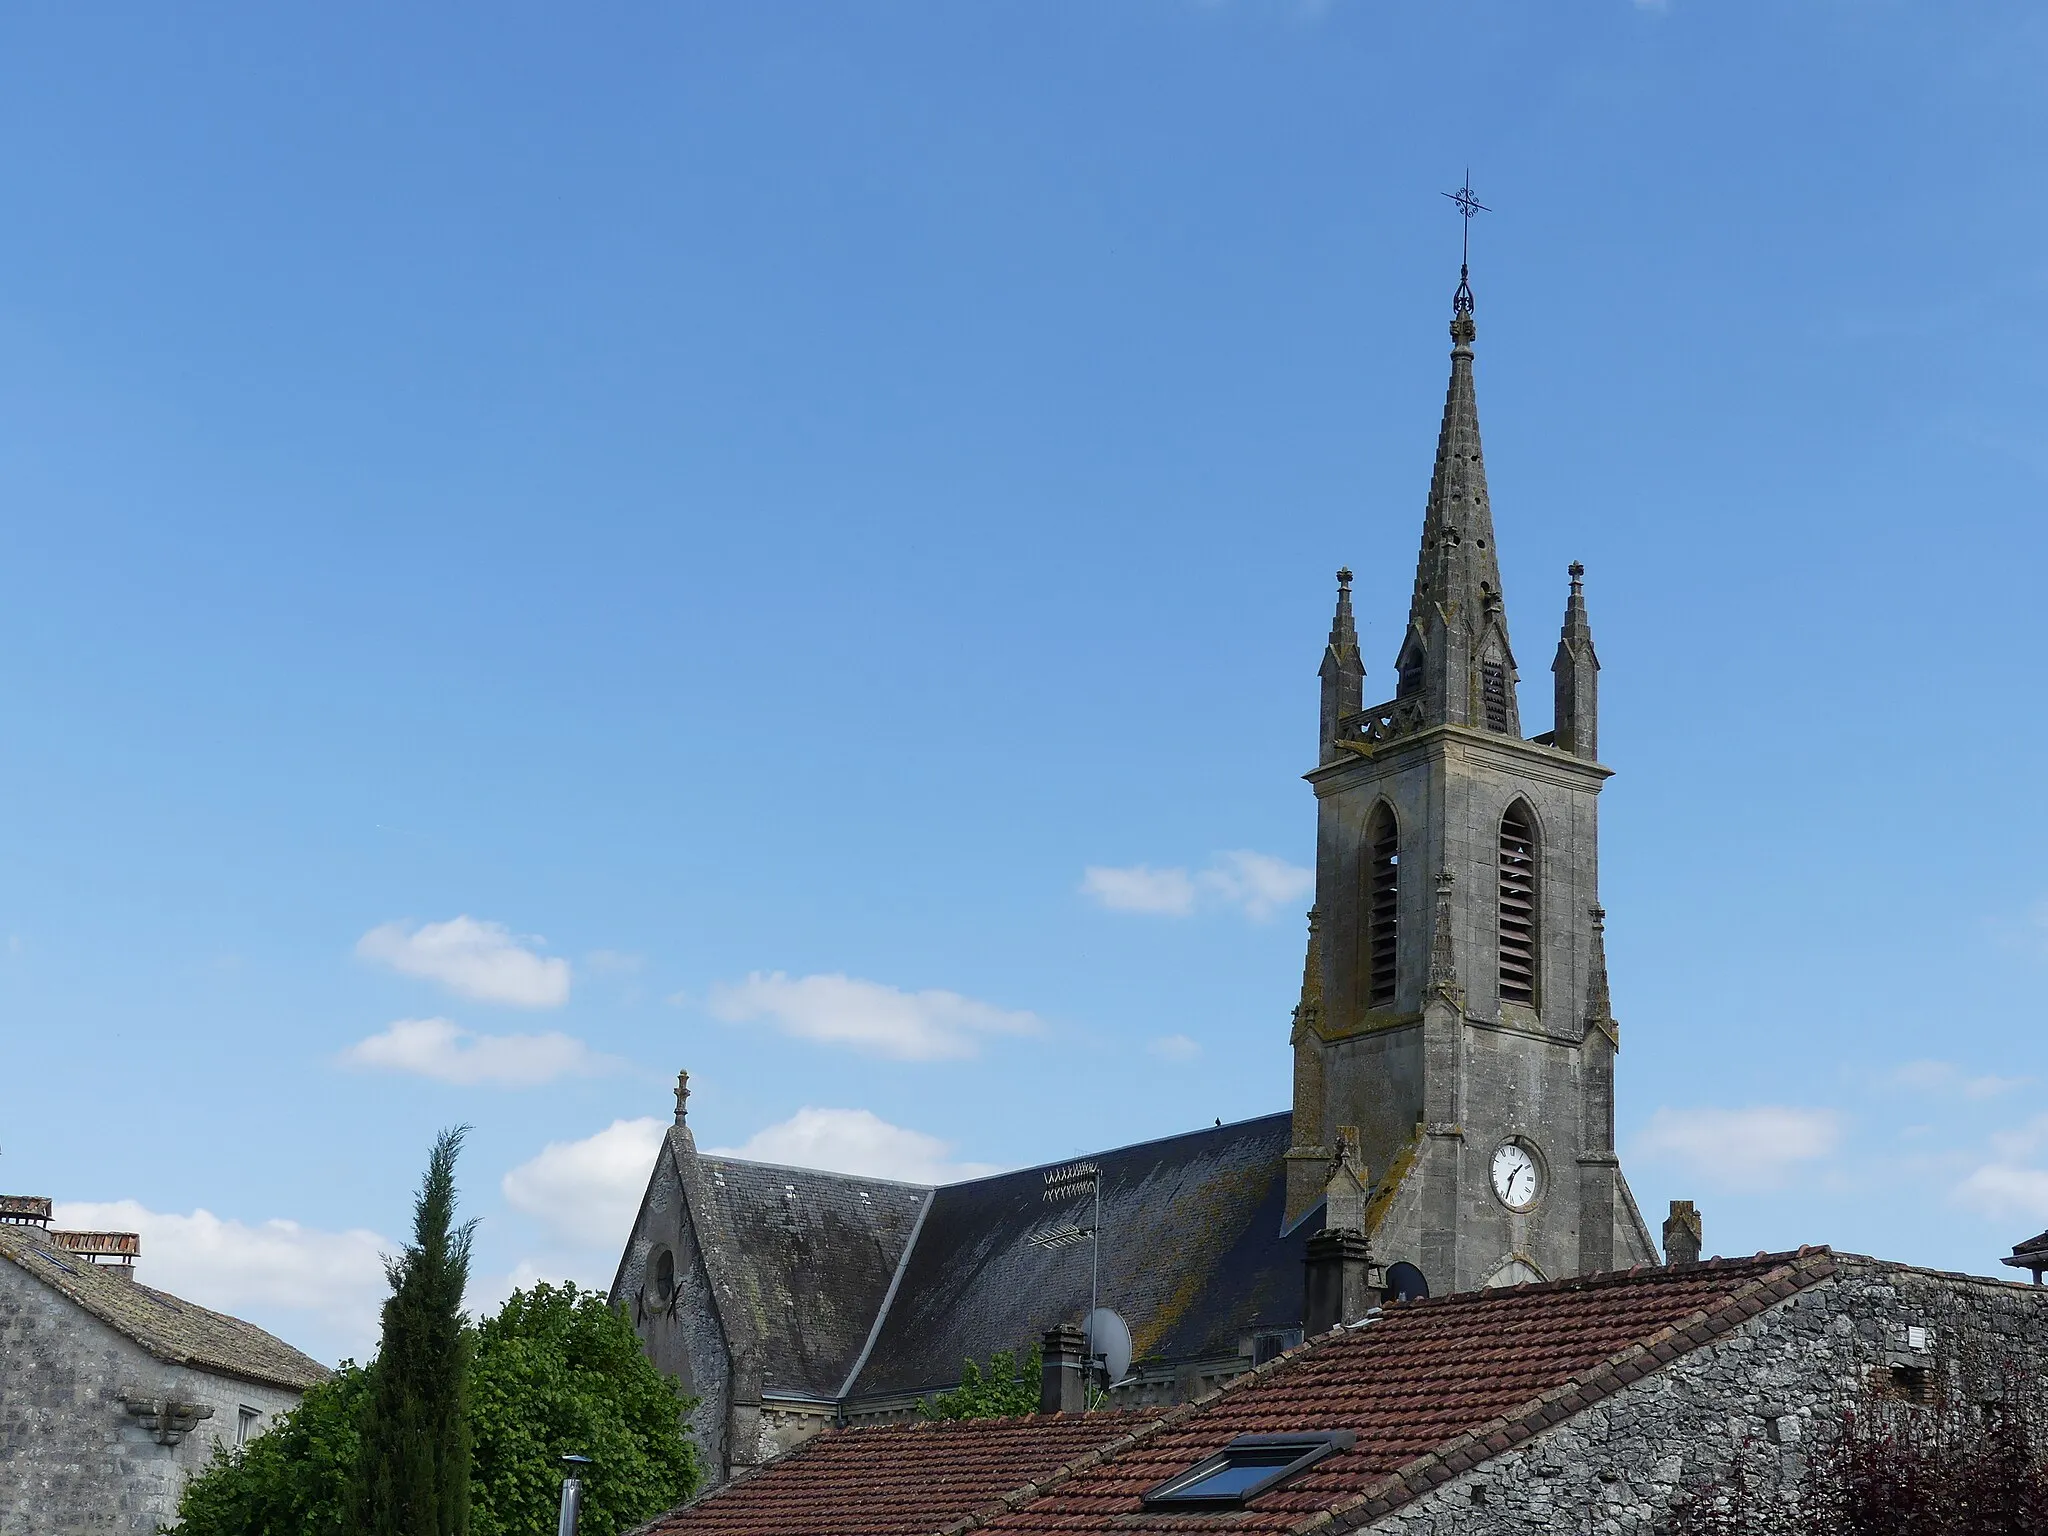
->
1039, 1323, 1087, 1415
1664, 1200, 1702, 1266
1303, 1230, 1377, 1334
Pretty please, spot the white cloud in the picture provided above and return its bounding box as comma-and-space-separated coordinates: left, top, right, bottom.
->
1956, 1163, 2048, 1224
1082, 851, 1311, 922
339, 1018, 614, 1088
356, 916, 571, 1008
1082, 865, 1199, 915
1891, 1059, 2029, 1100
52, 1200, 391, 1364
501, 1118, 667, 1249
1633, 1105, 1843, 1191
1200, 850, 1315, 919
710, 1107, 1001, 1185
706, 972, 1040, 1062
1149, 1033, 1202, 1062
1952, 1113, 2048, 1223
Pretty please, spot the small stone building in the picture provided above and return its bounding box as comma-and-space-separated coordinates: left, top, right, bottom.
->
0, 1210, 329, 1535
629, 1247, 2048, 1536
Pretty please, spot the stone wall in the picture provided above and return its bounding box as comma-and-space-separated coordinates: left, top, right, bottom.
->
0, 1259, 304, 1535
1361, 1259, 2048, 1535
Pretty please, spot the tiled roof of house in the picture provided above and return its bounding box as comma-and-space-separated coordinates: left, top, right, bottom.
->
0, 1223, 330, 1391
850, 1114, 1306, 1398
978, 1249, 1837, 1534
639, 1249, 1838, 1536
634, 1412, 1149, 1536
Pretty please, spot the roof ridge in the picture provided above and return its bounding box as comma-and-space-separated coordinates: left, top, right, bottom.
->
698, 1155, 939, 1192
928, 1111, 1293, 1193
1379, 1246, 1827, 1316
1306, 1251, 1840, 1532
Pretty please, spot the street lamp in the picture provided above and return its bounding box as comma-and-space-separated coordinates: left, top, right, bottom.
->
558, 1454, 593, 1536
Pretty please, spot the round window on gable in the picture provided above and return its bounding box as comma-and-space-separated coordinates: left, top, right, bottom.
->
649, 1246, 677, 1308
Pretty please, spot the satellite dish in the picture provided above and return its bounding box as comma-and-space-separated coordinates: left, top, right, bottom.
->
1082, 1307, 1132, 1384
1385, 1262, 1429, 1304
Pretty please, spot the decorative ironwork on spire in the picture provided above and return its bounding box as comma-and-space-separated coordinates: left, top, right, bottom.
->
1442, 174, 1488, 318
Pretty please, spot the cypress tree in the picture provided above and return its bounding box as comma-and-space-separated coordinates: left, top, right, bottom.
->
355, 1125, 477, 1536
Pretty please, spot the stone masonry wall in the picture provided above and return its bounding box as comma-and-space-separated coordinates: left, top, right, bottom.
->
0, 1259, 304, 1535
1362, 1260, 2048, 1536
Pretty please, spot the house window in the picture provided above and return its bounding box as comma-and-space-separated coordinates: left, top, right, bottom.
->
237, 1407, 261, 1446
1498, 802, 1537, 1006
1364, 804, 1399, 1008
1141, 1432, 1356, 1511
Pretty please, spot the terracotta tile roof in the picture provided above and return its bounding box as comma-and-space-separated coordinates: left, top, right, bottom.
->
634, 1412, 1153, 1536
0, 1223, 330, 1391
981, 1250, 1837, 1535
640, 1250, 1837, 1536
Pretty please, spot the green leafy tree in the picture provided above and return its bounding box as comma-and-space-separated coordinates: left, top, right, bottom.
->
172, 1363, 369, 1535
354, 1126, 478, 1536
172, 1291, 698, 1536
469, 1282, 701, 1536
919, 1344, 1042, 1420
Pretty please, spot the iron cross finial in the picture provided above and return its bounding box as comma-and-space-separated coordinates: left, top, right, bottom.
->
1441, 172, 1489, 315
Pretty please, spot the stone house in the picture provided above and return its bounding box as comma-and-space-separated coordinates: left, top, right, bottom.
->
0, 1211, 329, 1535
630, 1247, 2048, 1536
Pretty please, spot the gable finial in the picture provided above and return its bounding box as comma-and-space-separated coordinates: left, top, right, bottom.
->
674, 1069, 690, 1126
1442, 172, 1488, 320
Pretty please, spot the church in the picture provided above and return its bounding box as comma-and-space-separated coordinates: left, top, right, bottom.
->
610, 268, 1663, 1486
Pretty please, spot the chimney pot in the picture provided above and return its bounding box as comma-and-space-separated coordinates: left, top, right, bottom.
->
1663, 1200, 1703, 1266
1038, 1323, 1087, 1415
1304, 1229, 1379, 1334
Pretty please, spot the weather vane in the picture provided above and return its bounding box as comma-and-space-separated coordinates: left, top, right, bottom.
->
1441, 172, 1489, 315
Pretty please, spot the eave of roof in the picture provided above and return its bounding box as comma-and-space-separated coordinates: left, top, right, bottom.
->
0, 1224, 330, 1392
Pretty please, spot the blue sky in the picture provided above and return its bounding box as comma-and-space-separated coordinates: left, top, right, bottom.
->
4, 1, 2048, 1363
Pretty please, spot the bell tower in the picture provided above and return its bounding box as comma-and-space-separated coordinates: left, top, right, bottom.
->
1284, 271, 1658, 1290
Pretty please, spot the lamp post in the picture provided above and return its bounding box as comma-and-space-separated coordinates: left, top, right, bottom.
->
557, 1454, 593, 1536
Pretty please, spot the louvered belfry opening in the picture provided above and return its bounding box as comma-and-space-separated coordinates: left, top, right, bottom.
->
1364, 805, 1399, 1008
1497, 802, 1537, 1006
1481, 660, 1510, 732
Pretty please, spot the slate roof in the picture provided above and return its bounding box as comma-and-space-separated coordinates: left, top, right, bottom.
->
0, 1223, 330, 1391
849, 1113, 1304, 1399
696, 1156, 931, 1398
635, 1249, 1839, 1536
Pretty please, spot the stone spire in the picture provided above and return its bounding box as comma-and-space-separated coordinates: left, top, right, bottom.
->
1284, 908, 1334, 1227
1398, 284, 1520, 735
1319, 568, 1365, 763
1427, 869, 1462, 1002
1586, 907, 1618, 1047
1552, 562, 1599, 760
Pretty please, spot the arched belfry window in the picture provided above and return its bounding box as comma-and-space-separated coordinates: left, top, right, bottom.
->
1397, 641, 1423, 700
1364, 803, 1400, 1008
1497, 801, 1537, 1006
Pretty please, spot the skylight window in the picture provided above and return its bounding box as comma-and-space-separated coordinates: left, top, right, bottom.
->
1140, 1432, 1355, 1511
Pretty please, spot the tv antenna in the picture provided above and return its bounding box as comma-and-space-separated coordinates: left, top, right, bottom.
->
1042, 1160, 1113, 1401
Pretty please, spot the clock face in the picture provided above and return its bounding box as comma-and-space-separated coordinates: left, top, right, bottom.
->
1491, 1143, 1541, 1210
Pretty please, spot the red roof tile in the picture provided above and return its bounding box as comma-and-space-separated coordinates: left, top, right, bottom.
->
636, 1413, 1155, 1536
641, 1251, 1836, 1536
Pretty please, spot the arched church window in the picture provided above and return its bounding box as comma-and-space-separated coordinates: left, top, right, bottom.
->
1497, 802, 1537, 1006
1364, 803, 1399, 1008
1397, 647, 1422, 699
